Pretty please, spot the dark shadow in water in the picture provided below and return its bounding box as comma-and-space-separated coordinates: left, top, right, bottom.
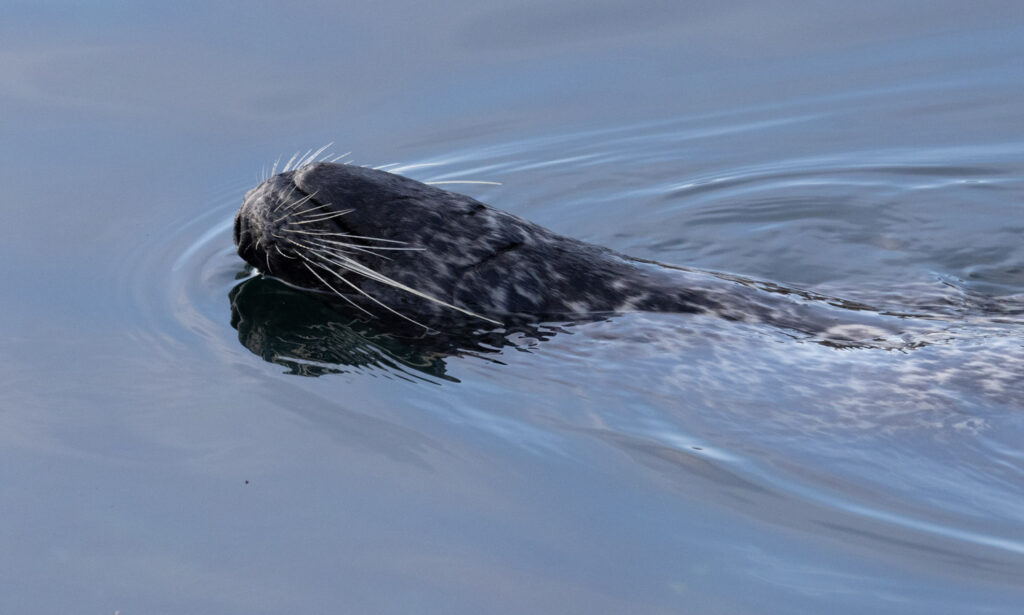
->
229, 276, 568, 380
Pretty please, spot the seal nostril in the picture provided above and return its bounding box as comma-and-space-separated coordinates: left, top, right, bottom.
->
233, 214, 244, 248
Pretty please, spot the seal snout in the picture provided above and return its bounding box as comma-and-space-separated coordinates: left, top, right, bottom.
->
234, 184, 278, 271
233, 206, 262, 271
234, 173, 318, 276
233, 210, 246, 249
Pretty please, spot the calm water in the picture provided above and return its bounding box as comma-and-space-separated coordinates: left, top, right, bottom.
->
2, 2, 1023, 613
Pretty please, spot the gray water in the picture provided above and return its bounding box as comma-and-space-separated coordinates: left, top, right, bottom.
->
3, 2, 1024, 613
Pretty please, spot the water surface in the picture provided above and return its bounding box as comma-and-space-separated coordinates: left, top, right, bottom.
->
2, 2, 1023, 613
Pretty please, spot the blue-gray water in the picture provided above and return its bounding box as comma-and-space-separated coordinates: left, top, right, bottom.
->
2, 2, 1023, 613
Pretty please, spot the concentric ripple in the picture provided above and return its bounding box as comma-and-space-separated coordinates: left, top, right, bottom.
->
124, 101, 1024, 587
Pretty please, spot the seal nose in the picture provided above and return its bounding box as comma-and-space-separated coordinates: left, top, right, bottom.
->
233, 213, 244, 248
234, 210, 259, 267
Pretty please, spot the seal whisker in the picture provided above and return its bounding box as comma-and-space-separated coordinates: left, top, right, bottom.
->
284, 191, 315, 210
291, 238, 391, 262
271, 191, 320, 222
274, 245, 297, 260
297, 248, 421, 324
305, 246, 499, 324
328, 152, 352, 163
294, 242, 357, 258
286, 203, 332, 217
300, 261, 376, 318
301, 143, 333, 169
388, 162, 443, 174
308, 258, 430, 329
320, 243, 393, 262
292, 148, 314, 171
282, 191, 320, 213
282, 151, 301, 173
307, 237, 424, 252
285, 229, 412, 245
288, 209, 354, 224
297, 238, 382, 257
425, 180, 503, 186
269, 183, 300, 215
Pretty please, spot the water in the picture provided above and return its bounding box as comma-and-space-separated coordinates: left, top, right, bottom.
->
2, 2, 1023, 613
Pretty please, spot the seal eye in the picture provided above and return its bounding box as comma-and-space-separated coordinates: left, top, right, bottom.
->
233, 214, 242, 247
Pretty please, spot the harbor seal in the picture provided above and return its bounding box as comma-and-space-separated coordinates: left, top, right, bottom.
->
233, 161, 895, 339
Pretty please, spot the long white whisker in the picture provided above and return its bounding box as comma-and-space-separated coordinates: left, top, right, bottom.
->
283, 192, 320, 212
388, 162, 443, 174
309, 247, 499, 324
272, 191, 321, 221
298, 249, 417, 324
293, 239, 390, 262
306, 255, 429, 329
425, 180, 503, 186
309, 142, 333, 164
293, 148, 313, 171
283, 150, 301, 173
286, 229, 410, 244
290, 237, 367, 256
307, 237, 424, 252
289, 209, 354, 225
270, 181, 299, 214
288, 202, 333, 217
302, 143, 333, 168
300, 261, 375, 317
280, 193, 320, 216
291, 240, 355, 257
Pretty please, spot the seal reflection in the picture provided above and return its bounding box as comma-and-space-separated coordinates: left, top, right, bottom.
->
229, 276, 566, 380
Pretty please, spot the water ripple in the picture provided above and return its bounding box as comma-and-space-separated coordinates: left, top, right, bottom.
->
125, 108, 1024, 582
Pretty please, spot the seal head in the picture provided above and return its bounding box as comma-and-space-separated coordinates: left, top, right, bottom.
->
234, 162, 709, 326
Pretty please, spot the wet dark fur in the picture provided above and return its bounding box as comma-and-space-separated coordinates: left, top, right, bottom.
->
234, 162, 895, 338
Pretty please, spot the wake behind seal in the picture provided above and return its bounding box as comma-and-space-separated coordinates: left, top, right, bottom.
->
233, 160, 897, 341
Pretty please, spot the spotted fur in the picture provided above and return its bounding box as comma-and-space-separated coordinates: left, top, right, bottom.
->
234, 162, 908, 339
